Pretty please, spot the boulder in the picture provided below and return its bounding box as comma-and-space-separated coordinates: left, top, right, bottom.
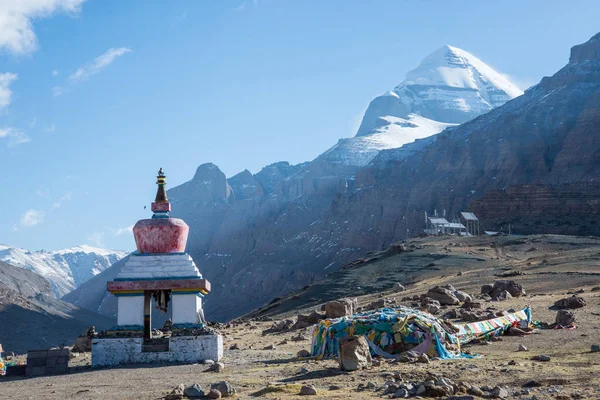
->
426, 303, 441, 314
297, 311, 325, 324
337, 335, 372, 371
300, 384, 318, 395
210, 381, 235, 398
207, 389, 221, 399
165, 384, 185, 400
426, 286, 460, 305
324, 298, 355, 318
393, 283, 405, 293
555, 309, 576, 327
492, 280, 525, 297
207, 362, 225, 373
490, 387, 509, 398
184, 384, 205, 398
553, 295, 586, 309
491, 289, 512, 301
453, 290, 472, 303
481, 284, 494, 295
297, 349, 311, 358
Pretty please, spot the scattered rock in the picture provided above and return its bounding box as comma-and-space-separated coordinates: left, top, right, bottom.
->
591, 286, 600, 292
300, 384, 317, 395
329, 385, 342, 390
228, 343, 239, 350
207, 389, 221, 399
427, 286, 460, 305
553, 295, 586, 309
531, 355, 551, 362
207, 362, 225, 373
555, 309, 576, 327
518, 344, 528, 352
468, 386, 485, 396
393, 282, 405, 292
523, 380, 542, 388
324, 298, 356, 318
591, 344, 599, 352
394, 388, 409, 398
453, 290, 472, 303
184, 384, 205, 398
492, 280, 526, 297
291, 333, 308, 341
385, 384, 400, 395
490, 386, 509, 398
210, 381, 235, 398
417, 353, 430, 364
481, 284, 494, 295
337, 335, 372, 371
491, 289, 512, 301
297, 349, 311, 358
264, 344, 276, 350
164, 384, 185, 400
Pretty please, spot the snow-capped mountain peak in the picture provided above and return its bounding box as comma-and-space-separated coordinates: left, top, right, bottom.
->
319, 45, 523, 166
402, 45, 522, 100
0, 244, 127, 297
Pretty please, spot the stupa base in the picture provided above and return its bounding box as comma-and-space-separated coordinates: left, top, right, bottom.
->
91, 334, 223, 367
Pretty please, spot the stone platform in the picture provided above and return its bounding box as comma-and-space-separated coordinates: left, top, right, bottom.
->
91, 335, 223, 367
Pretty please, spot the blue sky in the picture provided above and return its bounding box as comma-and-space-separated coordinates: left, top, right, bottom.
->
1, 0, 599, 252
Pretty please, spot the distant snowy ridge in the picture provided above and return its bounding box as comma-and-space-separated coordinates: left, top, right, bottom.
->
322, 45, 523, 166
0, 244, 127, 297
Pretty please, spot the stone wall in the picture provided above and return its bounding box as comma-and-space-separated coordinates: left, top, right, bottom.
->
91, 335, 223, 367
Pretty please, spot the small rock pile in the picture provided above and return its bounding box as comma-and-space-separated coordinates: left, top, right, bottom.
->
356, 373, 510, 398
480, 280, 526, 301
166, 381, 235, 399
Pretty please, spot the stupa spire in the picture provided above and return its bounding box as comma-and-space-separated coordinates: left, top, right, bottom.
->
151, 168, 171, 217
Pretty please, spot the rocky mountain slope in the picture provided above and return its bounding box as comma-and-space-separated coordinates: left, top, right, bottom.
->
0, 244, 127, 297
65, 34, 600, 323
0, 260, 114, 354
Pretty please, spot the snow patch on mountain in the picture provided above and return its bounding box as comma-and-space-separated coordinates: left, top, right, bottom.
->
322, 114, 457, 166
0, 244, 127, 297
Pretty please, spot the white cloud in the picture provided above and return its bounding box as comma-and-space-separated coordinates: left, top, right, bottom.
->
0, 0, 86, 55
114, 225, 134, 236
52, 69, 59, 76
36, 187, 50, 197
0, 127, 30, 147
52, 192, 72, 208
21, 209, 45, 227
0, 72, 17, 109
52, 85, 63, 97
234, 0, 259, 12
68, 47, 131, 83
87, 231, 104, 247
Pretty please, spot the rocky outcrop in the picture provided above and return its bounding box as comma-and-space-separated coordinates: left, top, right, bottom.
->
227, 169, 264, 200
